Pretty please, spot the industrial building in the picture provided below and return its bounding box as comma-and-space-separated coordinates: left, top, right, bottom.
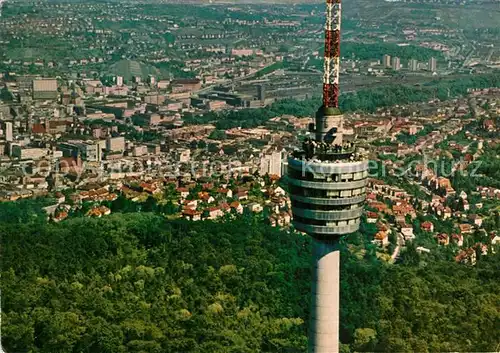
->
32, 79, 58, 100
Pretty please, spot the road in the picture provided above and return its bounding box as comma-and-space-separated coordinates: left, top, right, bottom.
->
390, 233, 404, 263
195, 61, 281, 95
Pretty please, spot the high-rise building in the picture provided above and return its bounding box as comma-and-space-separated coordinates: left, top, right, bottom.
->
260, 150, 282, 177
383, 54, 391, 68
116, 76, 123, 87
257, 84, 266, 102
5, 121, 13, 142
429, 57, 437, 72
287, 1, 368, 352
409, 59, 419, 71
392, 57, 401, 71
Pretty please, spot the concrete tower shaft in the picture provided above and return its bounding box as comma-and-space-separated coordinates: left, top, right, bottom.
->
309, 240, 341, 353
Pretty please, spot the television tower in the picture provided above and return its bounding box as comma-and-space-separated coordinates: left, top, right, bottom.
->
287, 0, 368, 352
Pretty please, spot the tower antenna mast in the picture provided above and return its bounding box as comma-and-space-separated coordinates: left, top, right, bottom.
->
323, 0, 342, 108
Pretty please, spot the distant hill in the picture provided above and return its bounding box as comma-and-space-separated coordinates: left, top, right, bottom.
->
162, 0, 322, 3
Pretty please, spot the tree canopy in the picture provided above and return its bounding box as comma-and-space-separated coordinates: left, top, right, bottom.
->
1, 201, 499, 352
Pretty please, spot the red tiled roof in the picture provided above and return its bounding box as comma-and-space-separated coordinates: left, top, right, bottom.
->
183, 208, 200, 216
32, 124, 46, 134
230, 201, 241, 208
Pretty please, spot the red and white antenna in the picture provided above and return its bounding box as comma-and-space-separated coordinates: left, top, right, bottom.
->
323, 0, 341, 108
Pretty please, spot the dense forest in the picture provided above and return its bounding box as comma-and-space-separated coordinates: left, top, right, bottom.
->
183, 71, 500, 129
1, 201, 499, 352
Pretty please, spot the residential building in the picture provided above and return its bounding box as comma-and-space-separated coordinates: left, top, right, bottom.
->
5, 121, 12, 142
409, 59, 418, 71
247, 202, 263, 213
374, 231, 389, 246
383, 54, 391, 68
257, 84, 266, 101
183, 208, 202, 221
231, 49, 254, 57
429, 57, 437, 72
259, 150, 283, 177
421, 221, 434, 233
392, 57, 401, 71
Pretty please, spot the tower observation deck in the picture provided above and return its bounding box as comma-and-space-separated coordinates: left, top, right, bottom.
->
287, 0, 368, 352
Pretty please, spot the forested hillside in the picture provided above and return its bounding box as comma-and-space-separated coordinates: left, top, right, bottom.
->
1, 202, 499, 352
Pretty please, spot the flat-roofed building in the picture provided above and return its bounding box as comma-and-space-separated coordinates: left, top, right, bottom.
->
59, 141, 102, 162
11, 146, 48, 160
33, 79, 58, 99
133, 145, 148, 157
106, 136, 125, 152
171, 79, 201, 93
0, 105, 11, 119
144, 94, 166, 106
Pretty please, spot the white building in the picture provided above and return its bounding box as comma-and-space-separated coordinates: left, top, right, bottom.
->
260, 150, 283, 177
5, 121, 13, 142
176, 148, 191, 163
